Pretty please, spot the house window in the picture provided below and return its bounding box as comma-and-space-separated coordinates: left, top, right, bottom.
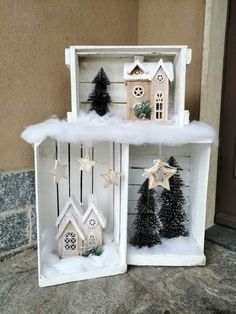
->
88, 232, 97, 247
64, 231, 77, 251
156, 73, 164, 82
133, 86, 145, 98
155, 92, 164, 120
88, 217, 97, 228
131, 67, 143, 75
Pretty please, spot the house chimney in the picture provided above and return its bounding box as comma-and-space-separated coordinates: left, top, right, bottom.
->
88, 194, 97, 206
134, 55, 144, 62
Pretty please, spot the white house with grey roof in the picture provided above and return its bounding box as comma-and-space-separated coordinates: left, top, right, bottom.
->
56, 194, 106, 257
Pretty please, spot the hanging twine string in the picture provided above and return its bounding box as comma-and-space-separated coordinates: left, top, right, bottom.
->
159, 144, 162, 159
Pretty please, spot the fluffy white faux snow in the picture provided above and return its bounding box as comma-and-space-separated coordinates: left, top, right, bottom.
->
128, 236, 202, 256
41, 228, 120, 278
21, 111, 216, 146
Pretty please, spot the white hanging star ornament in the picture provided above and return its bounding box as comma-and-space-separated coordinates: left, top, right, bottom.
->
143, 159, 177, 190
77, 152, 96, 173
50, 160, 68, 184
101, 167, 122, 188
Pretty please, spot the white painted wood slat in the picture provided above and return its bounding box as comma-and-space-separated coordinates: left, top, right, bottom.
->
70, 144, 81, 202
80, 103, 127, 119
57, 142, 69, 212
113, 143, 121, 244
80, 83, 127, 103
81, 146, 93, 208
93, 142, 114, 234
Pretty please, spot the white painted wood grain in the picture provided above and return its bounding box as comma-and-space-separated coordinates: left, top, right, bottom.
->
189, 143, 211, 249
79, 57, 133, 83
57, 142, 69, 212
80, 83, 127, 103
69, 48, 80, 120
80, 103, 127, 119
129, 144, 191, 156
36, 139, 58, 229
81, 146, 93, 208
93, 142, 114, 234
129, 155, 190, 170
119, 144, 129, 263
113, 143, 121, 244
70, 144, 81, 203
128, 168, 190, 186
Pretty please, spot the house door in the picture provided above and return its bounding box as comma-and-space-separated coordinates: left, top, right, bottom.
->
215, 0, 236, 229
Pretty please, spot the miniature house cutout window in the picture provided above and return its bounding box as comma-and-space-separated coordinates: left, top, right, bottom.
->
88, 217, 97, 228
155, 92, 164, 120
131, 66, 143, 75
88, 232, 97, 246
64, 231, 77, 251
133, 86, 145, 98
156, 73, 164, 83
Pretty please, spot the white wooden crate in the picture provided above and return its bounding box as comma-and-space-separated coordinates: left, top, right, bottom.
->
65, 45, 192, 126
127, 142, 211, 266
34, 140, 129, 287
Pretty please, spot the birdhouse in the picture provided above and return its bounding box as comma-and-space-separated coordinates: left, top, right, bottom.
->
124, 58, 174, 121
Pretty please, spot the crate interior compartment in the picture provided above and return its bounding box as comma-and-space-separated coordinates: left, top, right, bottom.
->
127, 143, 211, 266
67, 45, 191, 126
35, 139, 128, 287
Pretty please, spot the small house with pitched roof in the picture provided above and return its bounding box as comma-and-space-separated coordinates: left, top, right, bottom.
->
124, 58, 174, 121
56, 194, 106, 258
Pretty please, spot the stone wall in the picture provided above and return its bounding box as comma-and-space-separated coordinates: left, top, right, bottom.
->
0, 170, 36, 259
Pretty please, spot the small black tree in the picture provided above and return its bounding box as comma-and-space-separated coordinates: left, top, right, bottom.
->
88, 67, 111, 116
159, 156, 189, 238
130, 178, 162, 248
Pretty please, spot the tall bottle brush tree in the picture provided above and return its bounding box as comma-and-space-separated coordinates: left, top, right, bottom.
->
130, 178, 162, 248
88, 67, 111, 116
159, 156, 189, 238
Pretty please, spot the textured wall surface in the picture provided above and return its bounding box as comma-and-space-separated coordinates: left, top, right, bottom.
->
0, 0, 138, 171
0, 170, 36, 259
138, 0, 205, 121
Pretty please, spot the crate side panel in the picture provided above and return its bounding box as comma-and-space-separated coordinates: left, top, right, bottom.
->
189, 143, 211, 249
36, 139, 58, 229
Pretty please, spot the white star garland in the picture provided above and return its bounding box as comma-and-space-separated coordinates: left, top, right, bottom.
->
101, 167, 122, 188
50, 160, 68, 184
77, 152, 96, 173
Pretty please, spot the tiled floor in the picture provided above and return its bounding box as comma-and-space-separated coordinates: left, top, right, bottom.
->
0, 241, 236, 313
206, 224, 236, 252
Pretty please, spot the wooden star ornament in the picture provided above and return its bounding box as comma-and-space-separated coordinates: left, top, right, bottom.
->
78, 152, 96, 173
101, 167, 122, 188
143, 159, 177, 190
50, 160, 68, 184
